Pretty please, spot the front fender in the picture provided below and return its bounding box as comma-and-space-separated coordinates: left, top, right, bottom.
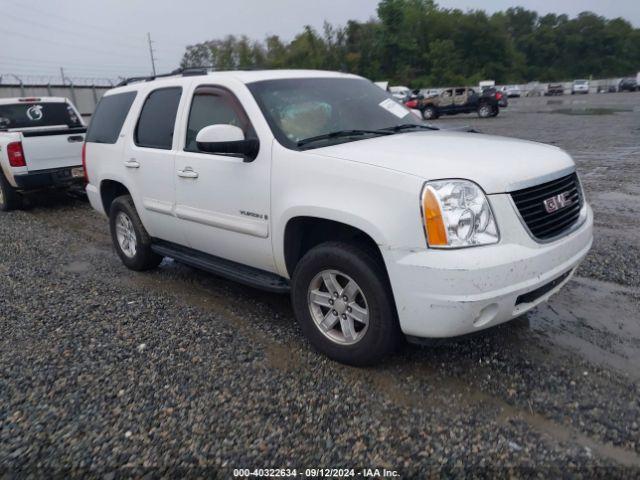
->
270, 144, 428, 278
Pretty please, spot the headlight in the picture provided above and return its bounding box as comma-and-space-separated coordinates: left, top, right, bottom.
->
421, 179, 499, 248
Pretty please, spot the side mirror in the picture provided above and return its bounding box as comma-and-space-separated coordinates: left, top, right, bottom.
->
195, 124, 259, 162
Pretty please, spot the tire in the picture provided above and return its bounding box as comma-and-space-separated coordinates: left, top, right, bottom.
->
477, 103, 493, 118
291, 241, 402, 366
490, 106, 499, 117
421, 106, 438, 120
0, 171, 22, 211
109, 195, 162, 271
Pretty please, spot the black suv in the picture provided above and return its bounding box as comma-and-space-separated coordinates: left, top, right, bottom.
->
618, 78, 638, 92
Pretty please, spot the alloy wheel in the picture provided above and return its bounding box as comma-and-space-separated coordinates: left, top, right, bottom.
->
115, 211, 137, 258
307, 269, 370, 345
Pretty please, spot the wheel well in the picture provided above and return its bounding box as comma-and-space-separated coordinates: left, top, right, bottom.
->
100, 180, 130, 214
284, 217, 385, 277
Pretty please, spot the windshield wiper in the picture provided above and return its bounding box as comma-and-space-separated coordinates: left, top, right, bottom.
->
297, 129, 393, 148
380, 123, 439, 133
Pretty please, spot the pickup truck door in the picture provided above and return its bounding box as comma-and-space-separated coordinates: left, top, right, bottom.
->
439, 89, 454, 111
123, 86, 186, 246
173, 84, 274, 272
453, 88, 468, 111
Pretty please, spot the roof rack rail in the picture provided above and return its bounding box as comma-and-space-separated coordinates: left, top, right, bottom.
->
116, 66, 212, 87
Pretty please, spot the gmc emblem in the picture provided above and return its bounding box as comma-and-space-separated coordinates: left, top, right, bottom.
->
543, 192, 573, 213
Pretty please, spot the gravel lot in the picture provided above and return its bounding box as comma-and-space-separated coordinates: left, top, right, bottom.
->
1, 92, 639, 478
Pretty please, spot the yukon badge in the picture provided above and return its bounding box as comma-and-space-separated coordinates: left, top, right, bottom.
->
543, 192, 573, 213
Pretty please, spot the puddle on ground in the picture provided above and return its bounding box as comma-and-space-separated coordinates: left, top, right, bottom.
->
525, 277, 640, 380
547, 107, 633, 115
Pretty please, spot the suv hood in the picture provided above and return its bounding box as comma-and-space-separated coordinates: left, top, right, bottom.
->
311, 130, 575, 194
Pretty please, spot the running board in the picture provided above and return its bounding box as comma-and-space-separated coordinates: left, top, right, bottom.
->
151, 240, 290, 293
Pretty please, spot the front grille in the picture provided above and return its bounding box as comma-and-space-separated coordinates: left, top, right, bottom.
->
511, 173, 583, 240
515, 270, 572, 306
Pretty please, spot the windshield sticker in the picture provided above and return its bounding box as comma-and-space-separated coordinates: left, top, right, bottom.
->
26, 104, 44, 121
379, 98, 409, 118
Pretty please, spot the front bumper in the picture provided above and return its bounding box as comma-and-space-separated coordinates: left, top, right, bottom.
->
13, 166, 84, 190
383, 194, 594, 338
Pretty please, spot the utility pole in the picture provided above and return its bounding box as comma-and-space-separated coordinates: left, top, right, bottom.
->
60, 67, 66, 85
147, 32, 157, 76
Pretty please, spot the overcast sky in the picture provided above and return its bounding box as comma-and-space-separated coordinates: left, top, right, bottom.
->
1, 0, 638, 84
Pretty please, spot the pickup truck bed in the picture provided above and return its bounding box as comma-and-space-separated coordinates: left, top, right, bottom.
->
0, 97, 86, 210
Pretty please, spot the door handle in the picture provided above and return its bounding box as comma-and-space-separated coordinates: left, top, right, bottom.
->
124, 159, 140, 169
67, 135, 84, 143
177, 167, 199, 179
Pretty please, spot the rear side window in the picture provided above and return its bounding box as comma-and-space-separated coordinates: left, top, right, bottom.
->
135, 87, 182, 150
86, 91, 136, 144
0, 102, 83, 131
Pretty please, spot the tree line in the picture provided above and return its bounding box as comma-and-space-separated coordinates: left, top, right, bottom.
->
180, 0, 640, 87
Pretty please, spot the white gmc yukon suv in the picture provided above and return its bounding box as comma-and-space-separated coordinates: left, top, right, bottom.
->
0, 97, 86, 210
84, 69, 593, 365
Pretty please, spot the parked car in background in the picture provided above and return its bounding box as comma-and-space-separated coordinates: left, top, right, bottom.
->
597, 82, 617, 93
419, 87, 499, 120
545, 84, 564, 96
84, 69, 592, 365
503, 85, 521, 97
525, 84, 545, 96
0, 96, 86, 210
572, 79, 589, 94
618, 77, 638, 92
389, 86, 411, 102
419, 88, 441, 98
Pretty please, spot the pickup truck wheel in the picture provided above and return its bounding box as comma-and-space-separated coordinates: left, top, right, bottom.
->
0, 172, 22, 211
291, 241, 401, 366
422, 106, 438, 120
477, 103, 493, 118
109, 195, 162, 271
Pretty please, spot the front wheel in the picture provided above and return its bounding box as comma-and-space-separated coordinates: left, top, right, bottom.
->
0, 172, 22, 211
109, 195, 162, 271
421, 106, 438, 120
477, 103, 493, 118
291, 242, 401, 366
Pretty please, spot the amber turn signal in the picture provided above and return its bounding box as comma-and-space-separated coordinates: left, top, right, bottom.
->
422, 186, 448, 246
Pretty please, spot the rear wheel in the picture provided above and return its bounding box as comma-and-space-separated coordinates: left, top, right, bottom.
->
109, 195, 162, 271
291, 241, 401, 366
477, 103, 493, 118
0, 172, 22, 211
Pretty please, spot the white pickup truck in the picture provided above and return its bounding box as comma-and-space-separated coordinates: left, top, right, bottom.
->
84, 69, 593, 365
0, 97, 86, 210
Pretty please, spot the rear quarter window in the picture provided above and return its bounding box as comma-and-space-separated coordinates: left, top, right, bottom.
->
86, 91, 137, 144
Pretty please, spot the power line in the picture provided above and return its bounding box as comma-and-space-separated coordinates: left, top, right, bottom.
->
0, 10, 147, 52
3, 0, 147, 42
3, 0, 187, 54
0, 26, 150, 61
